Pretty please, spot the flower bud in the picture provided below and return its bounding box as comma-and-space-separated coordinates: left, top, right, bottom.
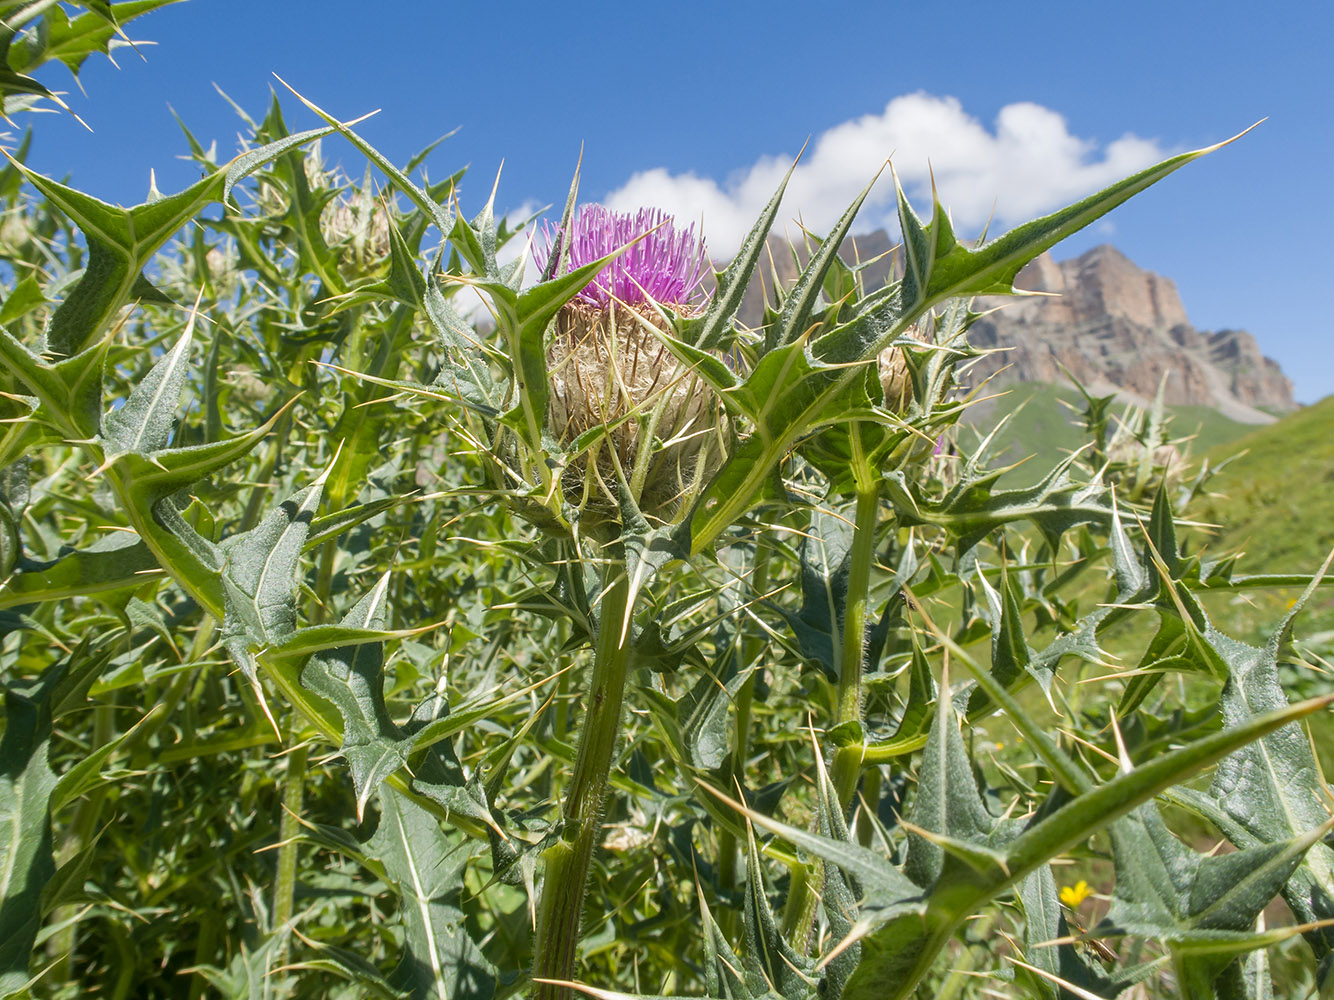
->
320, 197, 391, 278
877, 324, 928, 413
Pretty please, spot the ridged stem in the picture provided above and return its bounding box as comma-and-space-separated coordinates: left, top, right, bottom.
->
47, 698, 116, 979
272, 740, 308, 950
830, 480, 880, 809
716, 544, 770, 898
790, 475, 880, 948
533, 557, 635, 1000
855, 765, 882, 847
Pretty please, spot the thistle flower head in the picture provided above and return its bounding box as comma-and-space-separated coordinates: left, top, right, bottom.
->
534, 204, 708, 308
536, 205, 722, 527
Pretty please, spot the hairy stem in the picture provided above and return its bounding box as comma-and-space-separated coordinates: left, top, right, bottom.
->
831, 479, 880, 809
717, 544, 770, 896
238, 409, 293, 533
272, 740, 308, 951
790, 475, 881, 951
781, 861, 817, 949
533, 557, 635, 1000
855, 766, 882, 848
47, 698, 116, 979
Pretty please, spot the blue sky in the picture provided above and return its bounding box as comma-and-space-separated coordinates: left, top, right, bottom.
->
16, 0, 1334, 401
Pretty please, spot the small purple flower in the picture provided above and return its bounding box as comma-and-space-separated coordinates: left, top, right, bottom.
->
534, 204, 708, 309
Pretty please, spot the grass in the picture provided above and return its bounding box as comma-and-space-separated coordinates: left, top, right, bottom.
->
1188, 396, 1334, 649
1195, 395, 1334, 572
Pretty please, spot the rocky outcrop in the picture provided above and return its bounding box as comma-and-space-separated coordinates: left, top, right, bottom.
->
1205, 329, 1294, 411
968, 245, 1293, 421
728, 238, 1294, 423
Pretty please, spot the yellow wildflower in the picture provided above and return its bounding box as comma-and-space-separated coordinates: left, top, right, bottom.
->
1060, 879, 1093, 907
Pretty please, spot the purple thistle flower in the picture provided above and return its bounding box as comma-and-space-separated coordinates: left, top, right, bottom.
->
534, 204, 708, 309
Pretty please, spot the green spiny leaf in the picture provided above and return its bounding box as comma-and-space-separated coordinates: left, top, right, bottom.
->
298, 574, 412, 821
221, 469, 328, 650
365, 786, 496, 1000
102, 318, 194, 454
685, 156, 798, 352
768, 171, 882, 354
0, 530, 160, 609
904, 681, 997, 888
741, 826, 814, 1000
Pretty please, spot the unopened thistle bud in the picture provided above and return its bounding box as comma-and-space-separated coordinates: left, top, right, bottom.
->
320, 197, 391, 278
877, 324, 927, 412
534, 206, 725, 524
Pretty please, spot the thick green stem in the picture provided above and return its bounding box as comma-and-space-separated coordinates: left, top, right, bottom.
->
717, 545, 770, 895
780, 861, 817, 949
186, 912, 221, 1000
47, 699, 116, 978
272, 740, 308, 952
830, 481, 880, 809
238, 410, 293, 533
855, 766, 881, 847
533, 560, 635, 1000
788, 477, 882, 950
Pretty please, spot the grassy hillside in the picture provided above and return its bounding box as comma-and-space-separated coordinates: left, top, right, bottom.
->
1194, 396, 1334, 572
961, 381, 1256, 480
1190, 397, 1334, 647
959, 385, 1333, 646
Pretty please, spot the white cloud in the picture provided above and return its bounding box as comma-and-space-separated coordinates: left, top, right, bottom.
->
601, 93, 1170, 258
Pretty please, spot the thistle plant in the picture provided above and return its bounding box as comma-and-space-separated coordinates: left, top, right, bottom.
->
1, 10, 1332, 1000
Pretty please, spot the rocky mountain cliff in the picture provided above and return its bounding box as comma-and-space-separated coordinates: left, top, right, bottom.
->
969, 245, 1293, 421
731, 236, 1294, 423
